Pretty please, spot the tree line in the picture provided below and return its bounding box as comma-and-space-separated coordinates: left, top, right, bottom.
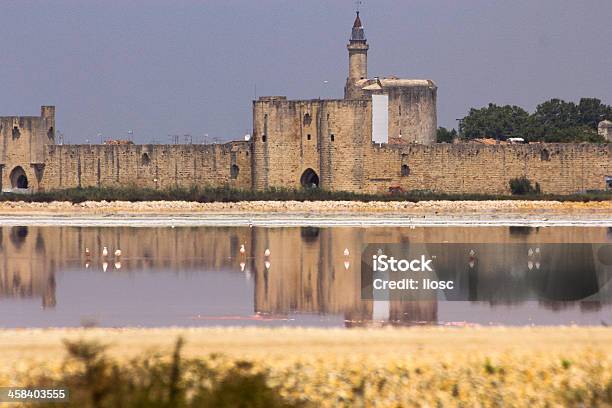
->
437, 98, 611, 143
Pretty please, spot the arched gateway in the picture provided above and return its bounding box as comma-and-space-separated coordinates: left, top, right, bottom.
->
300, 168, 319, 188
10, 166, 28, 189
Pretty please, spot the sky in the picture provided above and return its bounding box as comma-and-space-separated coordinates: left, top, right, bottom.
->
1, 0, 611, 144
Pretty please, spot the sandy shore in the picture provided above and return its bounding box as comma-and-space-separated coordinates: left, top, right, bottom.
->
1, 199, 610, 215
0, 200, 610, 226
0, 200, 612, 222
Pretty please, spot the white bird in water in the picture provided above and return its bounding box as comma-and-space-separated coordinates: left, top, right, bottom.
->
240, 261, 246, 272
102, 262, 108, 272
344, 260, 350, 270
85, 248, 91, 258
114, 249, 122, 258
102, 247, 109, 257
265, 260, 271, 269
344, 248, 350, 257
264, 248, 271, 257
240, 244, 246, 255
114, 262, 122, 270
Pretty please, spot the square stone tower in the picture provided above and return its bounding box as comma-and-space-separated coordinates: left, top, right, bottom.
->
0, 106, 55, 191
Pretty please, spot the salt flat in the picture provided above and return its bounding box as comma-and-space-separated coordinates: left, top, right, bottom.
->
0, 213, 609, 227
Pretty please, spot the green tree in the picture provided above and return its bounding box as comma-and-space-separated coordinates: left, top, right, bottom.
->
461, 103, 530, 140
577, 98, 612, 128
460, 98, 610, 143
532, 99, 579, 129
527, 98, 608, 142
436, 127, 457, 143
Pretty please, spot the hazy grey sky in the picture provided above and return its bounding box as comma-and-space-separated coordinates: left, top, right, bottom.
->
1, 0, 611, 144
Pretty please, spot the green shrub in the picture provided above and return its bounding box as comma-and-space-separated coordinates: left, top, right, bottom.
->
1, 185, 610, 203
509, 177, 541, 195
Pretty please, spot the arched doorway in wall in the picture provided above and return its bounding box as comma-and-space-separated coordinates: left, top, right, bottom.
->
10, 166, 28, 189
300, 168, 319, 188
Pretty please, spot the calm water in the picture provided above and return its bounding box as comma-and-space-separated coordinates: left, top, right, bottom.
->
0, 225, 610, 328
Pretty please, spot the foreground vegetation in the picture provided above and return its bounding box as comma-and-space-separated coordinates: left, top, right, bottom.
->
1, 186, 610, 203
1, 327, 611, 407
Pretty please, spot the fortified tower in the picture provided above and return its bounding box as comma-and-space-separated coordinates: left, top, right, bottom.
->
342, 12, 437, 144
598, 120, 612, 142
344, 12, 369, 100
0, 106, 55, 192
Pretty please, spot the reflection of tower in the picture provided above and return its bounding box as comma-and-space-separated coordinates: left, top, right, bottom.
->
0, 226, 57, 308
42, 273, 56, 309
388, 301, 438, 326
251, 226, 442, 327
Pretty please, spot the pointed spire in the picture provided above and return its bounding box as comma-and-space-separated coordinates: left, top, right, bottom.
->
353, 11, 362, 28
350, 11, 366, 42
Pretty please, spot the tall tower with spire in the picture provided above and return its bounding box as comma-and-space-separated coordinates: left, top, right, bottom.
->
344, 11, 369, 99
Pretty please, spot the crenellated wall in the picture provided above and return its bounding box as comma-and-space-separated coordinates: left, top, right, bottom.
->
364, 143, 611, 195
39, 142, 251, 191
1, 106, 610, 195
252, 96, 610, 195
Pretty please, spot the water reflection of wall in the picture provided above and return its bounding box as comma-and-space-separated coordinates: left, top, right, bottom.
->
250, 226, 611, 327
0, 225, 251, 308
0, 225, 609, 318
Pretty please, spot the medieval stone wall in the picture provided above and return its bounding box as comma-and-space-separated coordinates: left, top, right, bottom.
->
364, 143, 611, 195
39, 142, 251, 191
1, 106, 610, 196
252, 95, 609, 195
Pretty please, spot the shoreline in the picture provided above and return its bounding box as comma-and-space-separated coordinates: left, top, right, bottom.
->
0, 326, 609, 361
0, 200, 610, 226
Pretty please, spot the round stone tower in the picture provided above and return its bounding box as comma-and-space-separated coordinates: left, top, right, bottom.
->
344, 12, 369, 99
598, 120, 612, 142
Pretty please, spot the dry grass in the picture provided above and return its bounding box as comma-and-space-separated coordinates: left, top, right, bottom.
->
0, 327, 611, 407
